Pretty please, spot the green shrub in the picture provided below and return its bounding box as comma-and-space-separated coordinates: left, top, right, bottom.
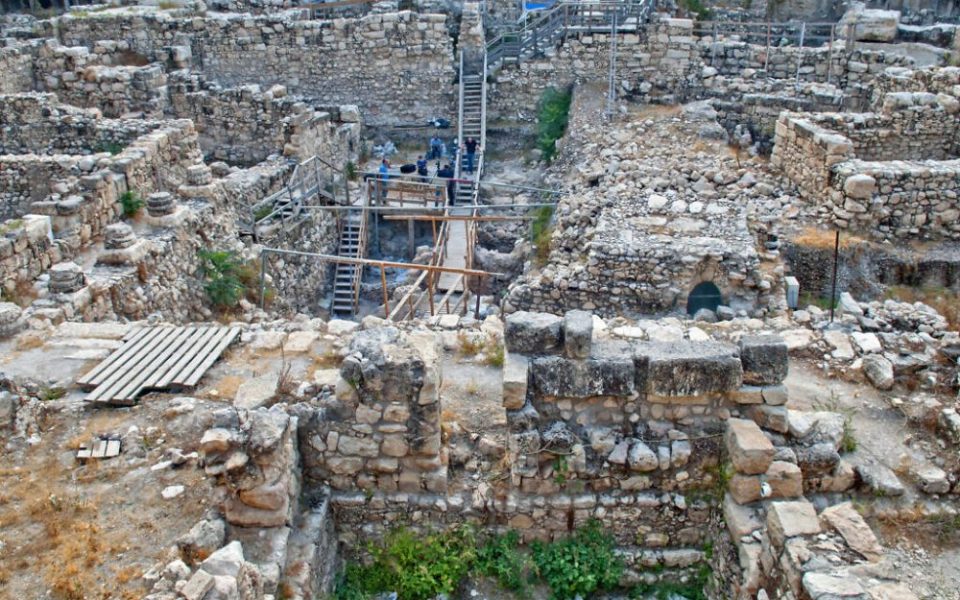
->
531, 519, 623, 599
198, 250, 246, 310
334, 527, 477, 600
253, 204, 274, 222
345, 161, 358, 182
678, 0, 710, 20
119, 190, 144, 218
475, 530, 528, 592
531, 205, 555, 265
536, 87, 573, 163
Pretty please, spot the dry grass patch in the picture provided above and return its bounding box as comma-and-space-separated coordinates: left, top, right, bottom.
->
631, 104, 682, 119
790, 226, 866, 250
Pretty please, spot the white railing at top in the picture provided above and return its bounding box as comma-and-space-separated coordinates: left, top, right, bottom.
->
455, 49, 465, 191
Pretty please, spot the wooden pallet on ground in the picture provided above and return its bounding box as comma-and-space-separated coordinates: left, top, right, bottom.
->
77, 326, 241, 405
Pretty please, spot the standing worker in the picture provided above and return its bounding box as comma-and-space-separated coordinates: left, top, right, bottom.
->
429, 135, 444, 160
463, 136, 478, 174
416, 155, 428, 183
437, 163, 455, 205
378, 159, 390, 203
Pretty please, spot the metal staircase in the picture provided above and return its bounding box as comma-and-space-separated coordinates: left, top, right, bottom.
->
486, 0, 656, 73
330, 203, 368, 316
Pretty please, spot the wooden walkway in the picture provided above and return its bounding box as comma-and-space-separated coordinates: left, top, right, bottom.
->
437, 209, 469, 292
78, 326, 240, 405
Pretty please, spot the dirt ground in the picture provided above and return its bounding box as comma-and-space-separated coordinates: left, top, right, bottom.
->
0, 393, 218, 599
786, 359, 960, 600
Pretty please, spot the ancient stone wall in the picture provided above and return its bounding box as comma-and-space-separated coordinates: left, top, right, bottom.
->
0, 39, 37, 93
33, 40, 168, 118
42, 11, 455, 126
167, 72, 362, 165
0, 215, 59, 301
488, 18, 699, 121
0, 93, 160, 155
772, 90, 960, 238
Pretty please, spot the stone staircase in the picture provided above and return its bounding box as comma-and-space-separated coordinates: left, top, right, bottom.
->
330, 211, 364, 316
455, 72, 483, 206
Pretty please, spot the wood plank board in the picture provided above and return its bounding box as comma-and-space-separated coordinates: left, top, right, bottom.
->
79, 326, 240, 405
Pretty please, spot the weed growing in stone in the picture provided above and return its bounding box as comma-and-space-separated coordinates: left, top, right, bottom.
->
531, 205, 554, 265
536, 87, 572, 163
118, 190, 144, 218
475, 530, 529, 592
334, 526, 477, 600
198, 249, 246, 309
531, 519, 622, 599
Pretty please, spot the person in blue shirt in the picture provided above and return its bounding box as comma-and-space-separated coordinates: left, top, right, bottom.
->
378, 159, 390, 202
429, 135, 444, 160
416, 155, 428, 182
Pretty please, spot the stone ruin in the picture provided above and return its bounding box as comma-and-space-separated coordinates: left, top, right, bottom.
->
0, 0, 959, 598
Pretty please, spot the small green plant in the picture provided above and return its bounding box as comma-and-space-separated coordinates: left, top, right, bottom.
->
553, 455, 569, 486
484, 340, 505, 367
457, 331, 484, 356
253, 204, 274, 222
345, 161, 358, 182
119, 190, 144, 218
536, 87, 573, 164
531, 519, 623, 600
98, 141, 123, 155
40, 387, 66, 402
475, 530, 529, 592
678, 0, 710, 20
813, 392, 857, 453
198, 249, 245, 310
334, 526, 477, 600
157, 0, 180, 9
0, 219, 24, 235
531, 205, 555, 265
798, 290, 838, 311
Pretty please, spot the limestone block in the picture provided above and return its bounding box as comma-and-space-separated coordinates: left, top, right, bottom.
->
180, 569, 215, 600
726, 418, 774, 475
723, 493, 762, 538
638, 340, 742, 397
843, 174, 878, 199
199, 541, 245, 577
819, 502, 883, 562
234, 373, 279, 410
530, 356, 635, 397
761, 385, 788, 406
505, 311, 562, 354
502, 351, 529, 410
802, 572, 866, 598
730, 385, 764, 405
563, 310, 593, 359
739, 335, 788, 385
767, 500, 821, 548
840, 7, 900, 42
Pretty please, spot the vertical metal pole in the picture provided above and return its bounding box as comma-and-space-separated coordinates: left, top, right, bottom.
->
827, 23, 835, 85
795, 22, 806, 89
830, 230, 840, 323
765, 22, 771, 72
259, 251, 267, 310
711, 23, 718, 67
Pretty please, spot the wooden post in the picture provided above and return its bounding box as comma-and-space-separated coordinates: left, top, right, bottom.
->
830, 230, 840, 323
474, 277, 481, 319
428, 271, 436, 316
408, 218, 415, 259
381, 267, 390, 318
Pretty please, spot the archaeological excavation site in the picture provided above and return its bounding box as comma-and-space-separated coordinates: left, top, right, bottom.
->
4, 0, 960, 597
